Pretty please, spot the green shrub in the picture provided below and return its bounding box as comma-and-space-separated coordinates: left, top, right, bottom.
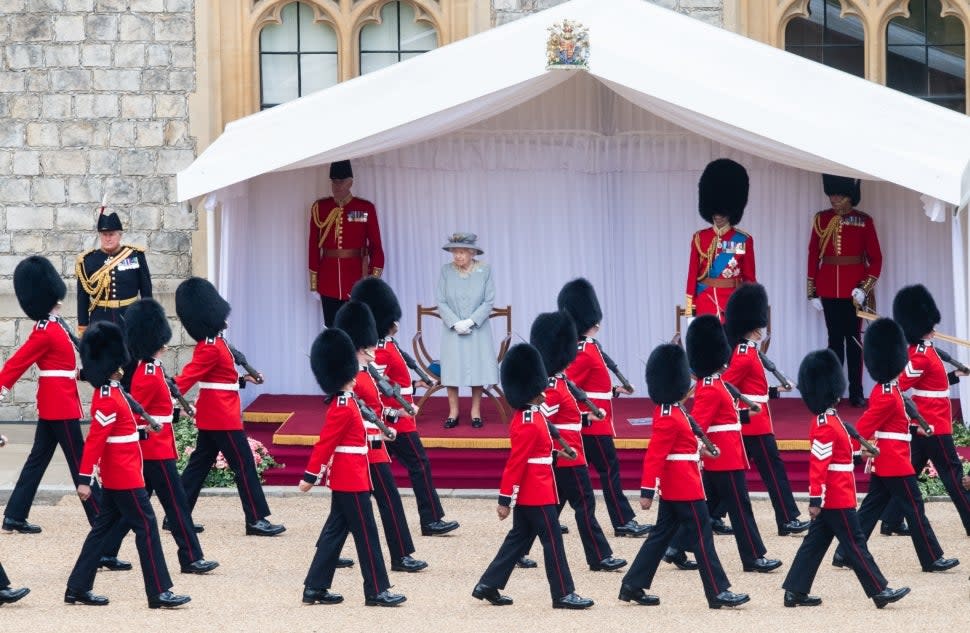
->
174, 417, 282, 488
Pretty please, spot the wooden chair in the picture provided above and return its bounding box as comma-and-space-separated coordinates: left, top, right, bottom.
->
412, 304, 513, 423
674, 304, 772, 353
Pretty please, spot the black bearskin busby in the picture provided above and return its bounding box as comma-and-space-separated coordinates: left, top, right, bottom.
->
797, 349, 847, 415
14, 256, 66, 321
822, 174, 861, 207
893, 284, 940, 345
686, 315, 731, 379
350, 277, 402, 340
329, 160, 353, 180
175, 277, 230, 343
80, 321, 130, 388
310, 328, 359, 395
333, 300, 378, 350
529, 311, 578, 377
698, 158, 749, 226
123, 299, 172, 361
646, 344, 692, 405
863, 317, 908, 384
557, 278, 602, 335
724, 283, 769, 348
501, 343, 549, 411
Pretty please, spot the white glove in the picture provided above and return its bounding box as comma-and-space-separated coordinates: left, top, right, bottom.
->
453, 323, 470, 335
454, 318, 475, 333
809, 298, 823, 312
685, 316, 695, 328
851, 287, 866, 306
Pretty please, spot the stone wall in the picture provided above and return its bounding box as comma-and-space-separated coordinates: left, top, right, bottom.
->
492, 0, 724, 27
0, 0, 197, 421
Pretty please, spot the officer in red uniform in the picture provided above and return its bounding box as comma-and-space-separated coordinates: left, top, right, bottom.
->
782, 349, 910, 609
65, 322, 190, 609
350, 278, 460, 536
174, 277, 285, 537
473, 344, 594, 610
309, 160, 385, 327
558, 278, 649, 538
832, 318, 958, 572
619, 343, 748, 609
0, 563, 29, 605
807, 175, 882, 407
685, 159, 756, 321
722, 283, 808, 536
299, 328, 406, 607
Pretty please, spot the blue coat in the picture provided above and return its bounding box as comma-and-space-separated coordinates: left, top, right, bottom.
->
436, 262, 498, 387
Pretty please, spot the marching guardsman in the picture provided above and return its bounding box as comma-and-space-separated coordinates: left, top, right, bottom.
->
473, 344, 594, 610
832, 318, 958, 572
350, 277, 460, 536
0, 563, 29, 606
782, 350, 910, 609
299, 328, 406, 607
99, 299, 219, 575
721, 283, 808, 536
333, 301, 428, 573
76, 202, 152, 334
519, 312, 627, 573
807, 175, 882, 407
65, 322, 190, 609
685, 159, 755, 321
308, 160, 385, 327
557, 278, 649, 538
619, 343, 748, 609
174, 278, 285, 537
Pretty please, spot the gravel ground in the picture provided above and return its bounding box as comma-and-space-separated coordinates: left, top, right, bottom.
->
1, 494, 968, 632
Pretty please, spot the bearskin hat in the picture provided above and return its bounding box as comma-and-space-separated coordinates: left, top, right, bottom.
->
329, 160, 353, 180
350, 277, 402, 339
501, 343, 549, 411
310, 328, 359, 395
797, 349, 847, 415
557, 278, 602, 335
863, 317, 908, 384
175, 277, 230, 343
893, 284, 940, 345
14, 256, 66, 321
333, 300, 378, 350
646, 344, 692, 405
529, 311, 578, 376
80, 322, 130, 388
822, 174, 861, 207
698, 158, 749, 226
123, 299, 172, 361
724, 283, 769, 348
686, 315, 731, 379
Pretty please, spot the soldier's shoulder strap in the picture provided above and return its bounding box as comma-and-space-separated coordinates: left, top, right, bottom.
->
76, 248, 96, 265
123, 244, 145, 253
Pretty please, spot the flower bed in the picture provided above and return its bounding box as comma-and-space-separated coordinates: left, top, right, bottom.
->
174, 417, 283, 487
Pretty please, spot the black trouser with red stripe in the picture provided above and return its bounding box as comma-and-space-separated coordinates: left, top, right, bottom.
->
384, 430, 445, 526
624, 498, 730, 601
5, 419, 101, 525
181, 429, 271, 524
370, 462, 415, 561
695, 469, 767, 567
784, 507, 887, 598
821, 298, 865, 400
479, 504, 576, 600
305, 491, 390, 598
101, 459, 206, 567
67, 488, 173, 598
742, 433, 801, 529
582, 434, 636, 528
836, 473, 944, 570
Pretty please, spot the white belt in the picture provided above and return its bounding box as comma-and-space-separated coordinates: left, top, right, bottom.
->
106, 432, 139, 444
741, 393, 769, 403
38, 370, 75, 378
398, 386, 414, 396
363, 422, 381, 431
199, 381, 239, 391
666, 453, 700, 462
151, 414, 174, 425
527, 456, 553, 465
707, 423, 742, 433
874, 431, 911, 442
334, 445, 368, 454
828, 463, 855, 471
911, 389, 949, 398
584, 391, 612, 400
554, 423, 583, 432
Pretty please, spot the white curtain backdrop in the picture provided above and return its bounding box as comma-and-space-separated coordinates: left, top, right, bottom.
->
217, 77, 956, 408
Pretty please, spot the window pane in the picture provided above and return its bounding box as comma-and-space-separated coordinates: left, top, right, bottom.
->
301, 54, 339, 94
786, 0, 864, 77
299, 7, 337, 52
261, 53, 299, 105
887, 46, 928, 93
361, 52, 399, 74
399, 3, 437, 50
260, 2, 298, 52
361, 2, 399, 51
824, 46, 865, 77
886, 2, 964, 110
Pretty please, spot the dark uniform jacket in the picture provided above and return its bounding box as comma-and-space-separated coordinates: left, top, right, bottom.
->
76, 246, 152, 327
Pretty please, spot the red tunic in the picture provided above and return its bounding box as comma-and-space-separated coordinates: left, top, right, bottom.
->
174, 335, 242, 431
897, 341, 953, 436
854, 381, 914, 477
721, 341, 774, 436
690, 375, 748, 472
685, 226, 756, 319
807, 410, 858, 509
498, 407, 558, 507
374, 337, 416, 434
304, 393, 372, 492
565, 338, 615, 437
79, 383, 144, 490
130, 359, 176, 461
640, 404, 704, 501
806, 209, 882, 299
308, 196, 384, 301
540, 375, 586, 468
354, 367, 392, 465
0, 318, 83, 420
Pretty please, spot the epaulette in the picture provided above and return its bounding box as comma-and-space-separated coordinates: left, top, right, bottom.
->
733, 228, 750, 238
523, 410, 534, 424
703, 376, 714, 386
100, 385, 111, 397
882, 383, 893, 394
661, 404, 672, 416
738, 343, 748, 354
377, 339, 387, 349
36, 319, 48, 330
547, 377, 556, 388
337, 394, 348, 406
817, 414, 827, 425
916, 343, 927, 354
577, 340, 588, 352
205, 337, 216, 344
145, 363, 156, 375
123, 244, 145, 252
76, 248, 96, 263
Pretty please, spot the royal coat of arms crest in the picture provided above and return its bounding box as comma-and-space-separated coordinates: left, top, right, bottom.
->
546, 19, 589, 70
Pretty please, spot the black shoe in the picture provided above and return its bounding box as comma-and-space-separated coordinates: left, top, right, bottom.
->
778, 519, 810, 536
0, 586, 29, 604
849, 395, 868, 407
925, 557, 959, 572
614, 519, 651, 538
335, 557, 354, 568
162, 516, 204, 533
560, 523, 569, 534
365, 590, 406, 607
64, 589, 109, 606
471, 417, 483, 429
422, 519, 459, 536
784, 590, 822, 607
148, 591, 191, 609
552, 592, 594, 609
744, 557, 783, 573
880, 523, 911, 537
303, 588, 344, 604
831, 553, 849, 568
2, 517, 41, 534
711, 518, 734, 535
516, 556, 537, 569
590, 556, 627, 572
98, 556, 132, 571
245, 519, 286, 536
618, 584, 659, 606
391, 556, 428, 573
443, 417, 459, 429
708, 590, 750, 609
472, 583, 513, 606
872, 586, 910, 609
181, 559, 219, 574
663, 548, 698, 571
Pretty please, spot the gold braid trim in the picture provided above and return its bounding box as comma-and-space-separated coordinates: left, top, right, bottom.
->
312, 200, 344, 249
815, 213, 841, 260
75, 246, 135, 315
693, 224, 730, 281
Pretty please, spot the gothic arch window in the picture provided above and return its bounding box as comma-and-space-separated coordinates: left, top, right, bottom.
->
259, 1, 338, 109
785, 0, 865, 77
359, 1, 439, 75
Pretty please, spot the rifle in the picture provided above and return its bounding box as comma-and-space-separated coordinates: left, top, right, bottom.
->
163, 371, 195, 419
562, 376, 605, 419
593, 341, 634, 393
679, 405, 720, 457
902, 395, 934, 436
936, 348, 970, 374
757, 351, 794, 391
351, 394, 396, 440
398, 347, 438, 386
367, 363, 417, 416
722, 380, 762, 414
840, 418, 880, 457
546, 423, 578, 460
225, 341, 264, 384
